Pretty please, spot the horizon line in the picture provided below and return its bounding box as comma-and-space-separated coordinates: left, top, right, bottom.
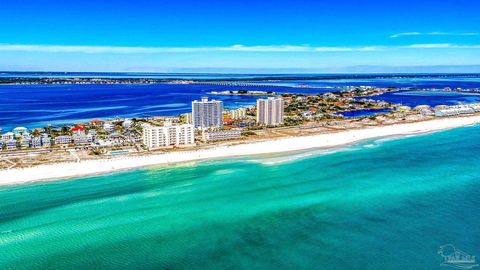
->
2, 43, 480, 54
2, 68, 480, 76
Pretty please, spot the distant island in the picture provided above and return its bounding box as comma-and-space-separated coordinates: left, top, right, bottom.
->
209, 90, 277, 96
1, 72, 480, 86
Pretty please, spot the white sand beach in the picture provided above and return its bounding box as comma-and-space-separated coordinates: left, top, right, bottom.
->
2, 115, 480, 186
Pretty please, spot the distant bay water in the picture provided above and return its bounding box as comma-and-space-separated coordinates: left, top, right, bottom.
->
0, 84, 283, 130
2, 75, 480, 130
1, 125, 479, 269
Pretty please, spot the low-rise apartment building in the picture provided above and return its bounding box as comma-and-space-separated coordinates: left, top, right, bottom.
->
202, 129, 241, 142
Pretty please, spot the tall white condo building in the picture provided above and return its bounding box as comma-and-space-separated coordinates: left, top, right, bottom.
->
256, 97, 284, 126
142, 122, 195, 149
192, 97, 224, 129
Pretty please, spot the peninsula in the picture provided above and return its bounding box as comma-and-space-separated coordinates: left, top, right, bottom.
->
1, 114, 480, 186
2, 82, 480, 185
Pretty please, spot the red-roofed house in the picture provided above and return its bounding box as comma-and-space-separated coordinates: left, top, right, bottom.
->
71, 125, 86, 135
90, 119, 102, 126
223, 118, 234, 125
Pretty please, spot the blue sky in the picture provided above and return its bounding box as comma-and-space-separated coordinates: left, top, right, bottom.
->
1, 0, 480, 73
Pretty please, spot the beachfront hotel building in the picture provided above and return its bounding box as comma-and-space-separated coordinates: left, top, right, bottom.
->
142, 122, 195, 149
192, 97, 224, 129
256, 97, 284, 126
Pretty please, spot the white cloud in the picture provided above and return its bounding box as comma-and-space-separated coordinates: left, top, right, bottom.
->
0, 44, 380, 53
390, 32, 480, 38
220, 44, 312, 52
405, 43, 455, 49
390, 32, 422, 38
0, 44, 362, 53
405, 43, 480, 49
312, 46, 387, 52
0, 43, 479, 54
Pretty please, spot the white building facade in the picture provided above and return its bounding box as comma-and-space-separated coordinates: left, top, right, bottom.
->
30, 137, 43, 148
434, 104, 480, 117
1, 132, 15, 141
202, 129, 241, 142
142, 122, 195, 149
55, 135, 72, 145
192, 97, 224, 129
256, 97, 284, 126
229, 108, 247, 119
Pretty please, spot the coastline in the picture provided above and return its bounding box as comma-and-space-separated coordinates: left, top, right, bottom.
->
2, 115, 480, 186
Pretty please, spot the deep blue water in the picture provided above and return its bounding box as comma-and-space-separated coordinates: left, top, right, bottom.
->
2, 76, 480, 131
0, 84, 302, 130
372, 90, 480, 107
254, 77, 480, 89
0, 72, 284, 80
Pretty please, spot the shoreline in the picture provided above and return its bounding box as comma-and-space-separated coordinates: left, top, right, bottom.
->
2, 115, 480, 187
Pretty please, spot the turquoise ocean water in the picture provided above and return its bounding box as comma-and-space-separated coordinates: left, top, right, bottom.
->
1, 126, 480, 269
